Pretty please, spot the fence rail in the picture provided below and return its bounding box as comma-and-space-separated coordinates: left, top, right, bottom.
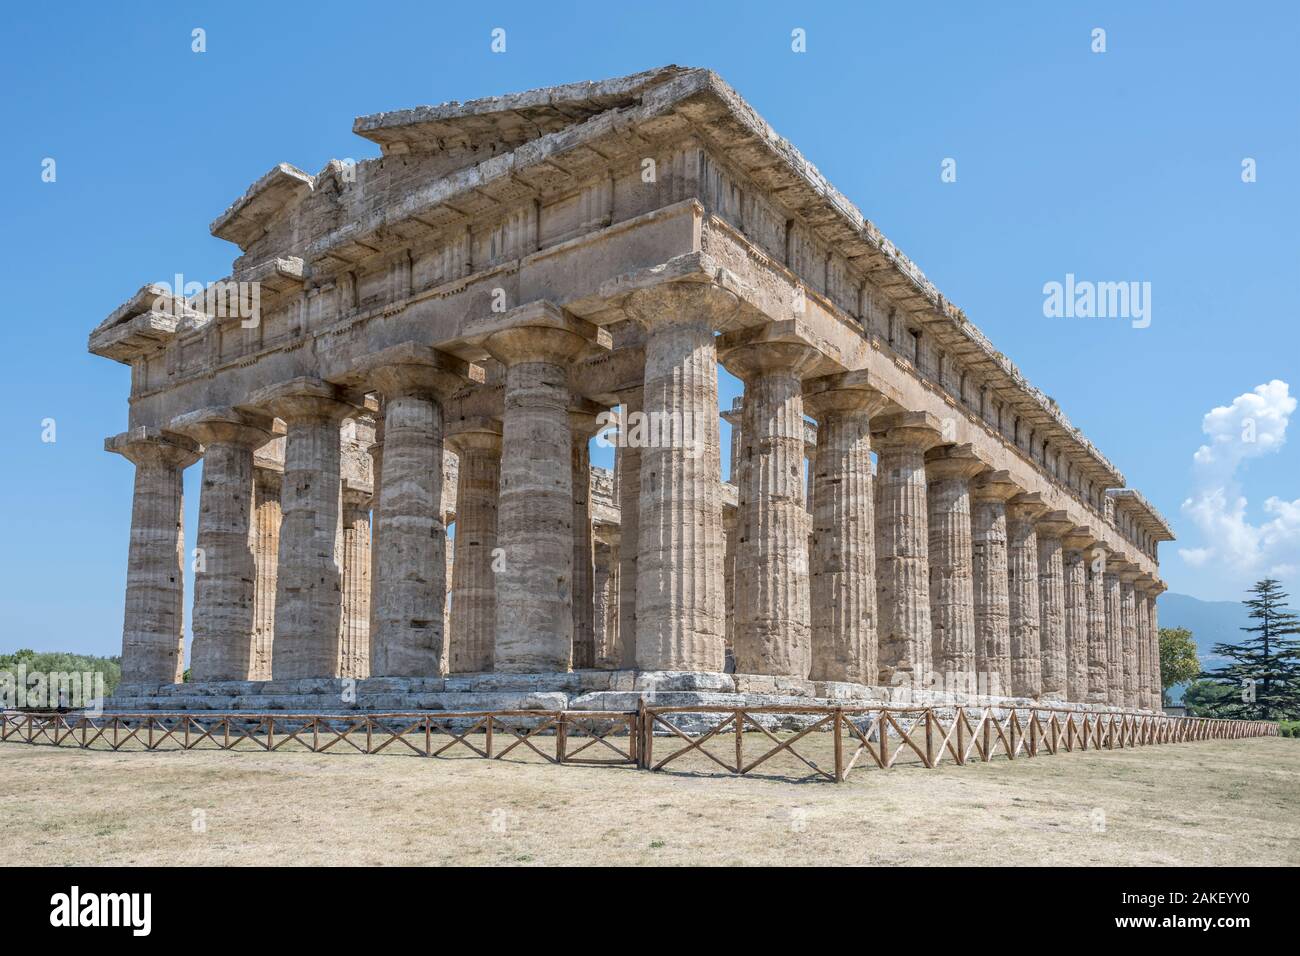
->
0, 706, 1277, 782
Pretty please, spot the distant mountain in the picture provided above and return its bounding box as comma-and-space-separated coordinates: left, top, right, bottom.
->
1157, 592, 1251, 703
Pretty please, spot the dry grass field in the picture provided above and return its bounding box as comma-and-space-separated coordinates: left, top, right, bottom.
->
3, 731, 1297, 866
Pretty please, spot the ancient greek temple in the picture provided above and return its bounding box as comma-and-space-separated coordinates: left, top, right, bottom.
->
91, 67, 1173, 714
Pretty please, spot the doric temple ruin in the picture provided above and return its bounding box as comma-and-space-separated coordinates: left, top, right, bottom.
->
90, 66, 1174, 714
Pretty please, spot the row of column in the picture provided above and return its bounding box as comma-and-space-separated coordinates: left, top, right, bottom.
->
111, 281, 1164, 711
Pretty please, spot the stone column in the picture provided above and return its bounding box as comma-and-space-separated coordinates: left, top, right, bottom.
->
358, 345, 466, 677
1103, 562, 1125, 707
250, 466, 282, 680
1119, 570, 1140, 708
569, 407, 602, 669
1148, 585, 1165, 710
592, 533, 620, 668
1035, 511, 1073, 702
721, 340, 823, 678
627, 282, 735, 673
168, 408, 273, 682
802, 374, 886, 686
970, 471, 1019, 698
722, 504, 737, 662
485, 315, 591, 672
446, 422, 501, 674
924, 444, 985, 696
366, 402, 384, 665
1061, 529, 1093, 704
872, 411, 944, 693
338, 484, 372, 679
1006, 493, 1048, 699
614, 387, 642, 670
1084, 546, 1110, 704
251, 378, 356, 680
1134, 578, 1153, 711
106, 428, 200, 685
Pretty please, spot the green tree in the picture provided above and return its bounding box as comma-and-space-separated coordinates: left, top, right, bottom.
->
1158, 627, 1200, 707
1182, 679, 1236, 717
1200, 578, 1300, 720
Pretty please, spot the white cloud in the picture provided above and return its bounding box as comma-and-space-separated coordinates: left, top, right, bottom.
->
1180, 381, 1299, 580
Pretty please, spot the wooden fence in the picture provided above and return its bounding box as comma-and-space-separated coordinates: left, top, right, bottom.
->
0, 705, 1277, 782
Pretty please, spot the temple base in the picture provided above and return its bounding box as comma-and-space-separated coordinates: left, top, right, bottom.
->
104, 670, 1161, 717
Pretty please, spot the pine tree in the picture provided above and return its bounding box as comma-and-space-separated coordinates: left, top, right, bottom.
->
1201, 578, 1300, 719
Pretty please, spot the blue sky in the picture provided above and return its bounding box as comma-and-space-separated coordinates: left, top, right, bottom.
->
2, 1, 1297, 657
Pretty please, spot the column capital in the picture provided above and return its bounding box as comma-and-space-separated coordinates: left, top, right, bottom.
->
1006, 492, 1050, 522
625, 278, 740, 331
717, 338, 825, 382
474, 301, 608, 366
105, 427, 200, 469
249, 376, 358, 424
802, 370, 890, 419
970, 468, 1021, 502
167, 406, 277, 449
1035, 509, 1076, 538
354, 342, 471, 401
872, 410, 946, 452
924, 443, 987, 482
444, 416, 503, 455
1061, 526, 1097, 552
342, 479, 374, 511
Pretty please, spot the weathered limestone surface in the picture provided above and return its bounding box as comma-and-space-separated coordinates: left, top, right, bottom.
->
170, 410, 273, 682
971, 471, 1018, 697
1120, 572, 1140, 709
251, 378, 356, 680
339, 485, 372, 678
569, 408, 602, 669
629, 283, 732, 673
804, 375, 885, 685
446, 423, 501, 673
723, 340, 822, 677
925, 444, 984, 695
361, 347, 465, 677
873, 412, 943, 690
107, 429, 199, 685
614, 389, 643, 670
1085, 553, 1109, 704
1006, 494, 1047, 698
1147, 587, 1164, 710
250, 467, 282, 680
1061, 531, 1092, 704
1103, 567, 1125, 707
484, 313, 591, 672
1035, 512, 1073, 701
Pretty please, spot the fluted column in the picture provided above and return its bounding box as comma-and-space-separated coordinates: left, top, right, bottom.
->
721, 340, 823, 678
250, 378, 356, 679
924, 444, 985, 695
1103, 562, 1125, 707
614, 388, 642, 670
485, 316, 591, 672
802, 374, 886, 685
446, 422, 501, 674
1120, 570, 1140, 709
339, 484, 372, 679
1085, 545, 1109, 704
1061, 530, 1093, 703
872, 412, 944, 691
628, 282, 735, 672
358, 345, 465, 677
1134, 578, 1153, 710
1035, 511, 1073, 702
169, 408, 274, 682
1006, 493, 1048, 698
569, 407, 602, 669
107, 429, 200, 685
592, 534, 620, 668
971, 471, 1019, 698
250, 467, 282, 680
1148, 584, 1165, 709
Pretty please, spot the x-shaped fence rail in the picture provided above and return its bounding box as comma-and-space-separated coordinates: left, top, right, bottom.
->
0, 706, 1276, 782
